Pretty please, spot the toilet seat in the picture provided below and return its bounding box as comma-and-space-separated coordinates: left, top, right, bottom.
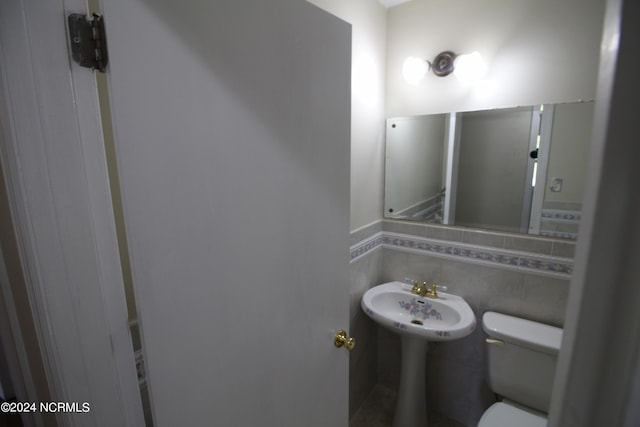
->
478, 402, 547, 427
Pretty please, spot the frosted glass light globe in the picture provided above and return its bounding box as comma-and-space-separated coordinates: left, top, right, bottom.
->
402, 56, 428, 85
453, 52, 488, 84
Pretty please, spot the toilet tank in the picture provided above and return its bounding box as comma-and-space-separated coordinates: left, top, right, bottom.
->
483, 312, 563, 413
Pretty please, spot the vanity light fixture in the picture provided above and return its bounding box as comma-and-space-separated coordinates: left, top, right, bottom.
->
402, 50, 488, 85
453, 51, 488, 84
402, 56, 430, 85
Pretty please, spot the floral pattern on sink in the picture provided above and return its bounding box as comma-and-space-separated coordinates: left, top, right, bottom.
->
398, 299, 443, 320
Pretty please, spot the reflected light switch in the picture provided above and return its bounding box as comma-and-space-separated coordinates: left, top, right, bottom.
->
550, 178, 563, 192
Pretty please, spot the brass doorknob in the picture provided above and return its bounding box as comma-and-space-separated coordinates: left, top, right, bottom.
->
334, 330, 356, 351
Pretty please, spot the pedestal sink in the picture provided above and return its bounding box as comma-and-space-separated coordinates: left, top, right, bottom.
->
361, 281, 476, 427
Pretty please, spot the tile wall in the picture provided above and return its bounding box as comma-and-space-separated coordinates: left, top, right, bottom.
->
348, 220, 573, 425
349, 221, 384, 417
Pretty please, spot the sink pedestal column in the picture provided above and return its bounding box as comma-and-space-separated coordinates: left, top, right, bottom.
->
393, 334, 428, 427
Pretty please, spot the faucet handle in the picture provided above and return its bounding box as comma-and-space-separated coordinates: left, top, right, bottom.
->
424, 282, 439, 298
411, 280, 421, 294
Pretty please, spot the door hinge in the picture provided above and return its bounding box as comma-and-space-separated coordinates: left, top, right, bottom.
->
68, 13, 108, 72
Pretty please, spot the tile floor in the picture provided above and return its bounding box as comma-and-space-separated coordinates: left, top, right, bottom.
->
350, 385, 467, 427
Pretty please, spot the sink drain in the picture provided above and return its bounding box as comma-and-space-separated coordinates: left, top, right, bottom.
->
411, 319, 423, 326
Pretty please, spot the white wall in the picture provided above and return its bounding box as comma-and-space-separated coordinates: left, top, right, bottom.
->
310, 0, 604, 229
307, 0, 387, 230
387, 0, 606, 116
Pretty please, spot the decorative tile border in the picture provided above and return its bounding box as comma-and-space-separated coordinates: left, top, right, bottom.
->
540, 208, 580, 240
350, 231, 572, 279
350, 232, 384, 262
540, 230, 578, 240
541, 209, 582, 222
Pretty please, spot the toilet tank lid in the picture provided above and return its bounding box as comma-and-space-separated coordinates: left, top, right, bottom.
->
483, 312, 563, 355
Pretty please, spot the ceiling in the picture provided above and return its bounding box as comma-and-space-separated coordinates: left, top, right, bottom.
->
377, 0, 414, 8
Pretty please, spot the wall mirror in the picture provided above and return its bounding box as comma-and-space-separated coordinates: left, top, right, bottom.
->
384, 101, 594, 239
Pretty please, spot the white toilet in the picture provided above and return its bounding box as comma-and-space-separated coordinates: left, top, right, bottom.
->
478, 311, 563, 427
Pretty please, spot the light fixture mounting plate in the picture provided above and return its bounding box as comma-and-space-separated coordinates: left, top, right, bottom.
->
432, 51, 456, 77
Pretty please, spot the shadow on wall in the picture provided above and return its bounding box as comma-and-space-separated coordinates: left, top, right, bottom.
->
137, 0, 305, 134
109, 0, 351, 196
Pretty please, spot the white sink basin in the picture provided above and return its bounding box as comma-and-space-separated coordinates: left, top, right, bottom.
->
361, 281, 476, 341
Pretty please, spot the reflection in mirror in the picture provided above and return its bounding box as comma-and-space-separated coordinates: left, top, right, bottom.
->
384, 101, 594, 239
455, 106, 535, 234
384, 114, 447, 222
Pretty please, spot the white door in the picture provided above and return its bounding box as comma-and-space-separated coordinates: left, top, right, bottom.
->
455, 107, 534, 232
100, 0, 352, 425
528, 105, 554, 235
